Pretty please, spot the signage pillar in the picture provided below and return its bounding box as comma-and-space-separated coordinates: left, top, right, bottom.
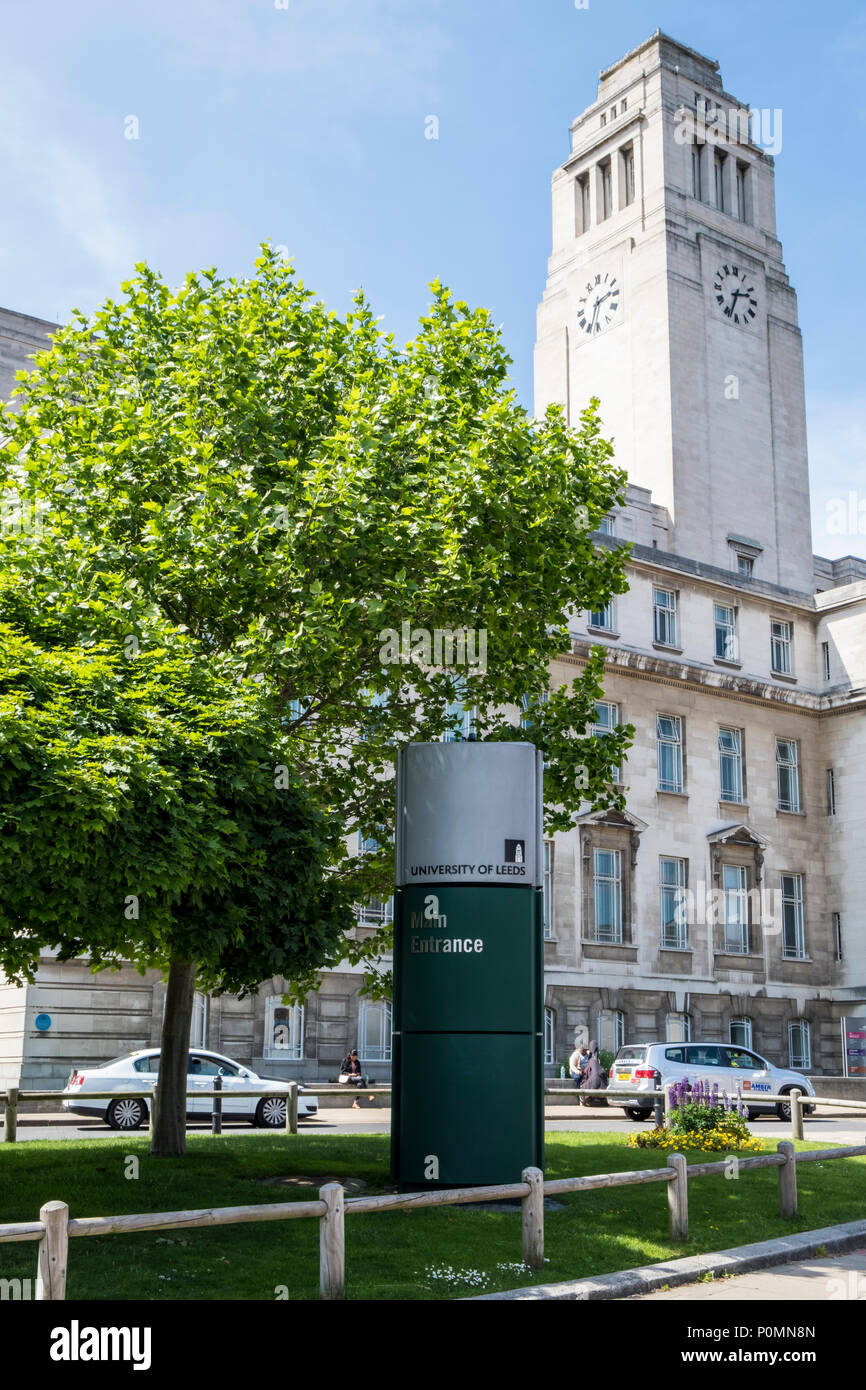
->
391, 742, 544, 1190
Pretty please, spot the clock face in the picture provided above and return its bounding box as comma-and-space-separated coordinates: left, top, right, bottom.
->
713, 264, 758, 326
577, 271, 621, 337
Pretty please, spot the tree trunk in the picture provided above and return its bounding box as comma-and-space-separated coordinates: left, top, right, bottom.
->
150, 953, 197, 1158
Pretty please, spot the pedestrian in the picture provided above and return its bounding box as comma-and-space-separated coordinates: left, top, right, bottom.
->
580, 1038, 608, 1107
569, 1043, 589, 1091
340, 1048, 366, 1107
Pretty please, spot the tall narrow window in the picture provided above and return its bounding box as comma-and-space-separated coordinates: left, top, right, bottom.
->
622, 145, 636, 206
788, 1020, 811, 1070
657, 714, 684, 793
659, 857, 687, 949
543, 841, 553, 939
592, 700, 621, 784
723, 864, 749, 954
544, 1007, 555, 1065
190, 991, 208, 1049
264, 999, 304, 1060
692, 143, 704, 200
588, 599, 615, 632
736, 161, 748, 221
822, 641, 831, 682
781, 874, 806, 959
833, 912, 843, 963
771, 619, 793, 674
358, 1000, 392, 1062
593, 849, 622, 943
653, 587, 678, 646
776, 738, 800, 812
598, 514, 615, 536
596, 1010, 625, 1054
736, 552, 754, 576
718, 727, 744, 803
714, 151, 727, 211
730, 1017, 753, 1049
827, 768, 836, 817
666, 1012, 691, 1043
600, 160, 612, 220
576, 174, 590, 235
714, 604, 739, 661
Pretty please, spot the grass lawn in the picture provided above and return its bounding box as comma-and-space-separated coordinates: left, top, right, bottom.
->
0, 1133, 863, 1300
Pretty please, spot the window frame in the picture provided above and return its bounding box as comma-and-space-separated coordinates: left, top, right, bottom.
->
722, 863, 749, 954
718, 726, 744, 804
780, 873, 806, 960
659, 856, 688, 950
596, 1009, 625, 1054
358, 999, 392, 1063
656, 713, 684, 794
543, 840, 554, 939
544, 1007, 555, 1065
263, 999, 305, 1062
788, 1019, 811, 1071
593, 847, 623, 944
775, 738, 801, 813
652, 586, 679, 648
714, 603, 739, 662
665, 1011, 691, 1043
729, 1016, 753, 1049
592, 700, 621, 784
588, 598, 616, 633
771, 619, 794, 676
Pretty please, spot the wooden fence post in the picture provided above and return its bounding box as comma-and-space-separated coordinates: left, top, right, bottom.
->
3, 1087, 18, 1143
790, 1089, 804, 1141
777, 1140, 797, 1219
521, 1167, 544, 1270
319, 1183, 345, 1300
35, 1201, 69, 1301
286, 1083, 299, 1135
212, 1075, 222, 1135
667, 1153, 688, 1242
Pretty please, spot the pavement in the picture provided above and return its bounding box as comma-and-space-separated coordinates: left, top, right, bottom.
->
5, 1106, 866, 1143
634, 1247, 866, 1300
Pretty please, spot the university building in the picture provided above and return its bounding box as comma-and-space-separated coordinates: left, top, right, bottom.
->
1, 32, 864, 1091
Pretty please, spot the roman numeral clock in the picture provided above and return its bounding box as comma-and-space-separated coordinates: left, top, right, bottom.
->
713, 264, 758, 325
576, 271, 621, 336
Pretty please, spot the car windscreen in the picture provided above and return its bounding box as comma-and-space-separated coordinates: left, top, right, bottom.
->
94, 1054, 137, 1069
614, 1046, 646, 1061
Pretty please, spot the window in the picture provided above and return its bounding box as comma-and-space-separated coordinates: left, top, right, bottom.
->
598, 514, 615, 536
788, 1020, 811, 1071
620, 98, 627, 114
354, 896, 394, 927
596, 1010, 625, 1054
781, 873, 806, 959
442, 684, 475, 741
718, 727, 744, 803
736, 161, 748, 221
729, 1017, 753, 1049
653, 587, 678, 646
132, 1054, 160, 1074
600, 112, 607, 128
588, 599, 615, 632
190, 991, 208, 1049
543, 841, 553, 939
686, 1044, 722, 1068
666, 1012, 691, 1043
609, 106, 617, 121
592, 700, 621, 783
822, 641, 831, 682
600, 159, 612, 220
593, 848, 622, 943
771, 619, 793, 675
776, 738, 800, 812
358, 1000, 392, 1062
264, 1000, 304, 1061
577, 174, 590, 234
520, 687, 549, 734
659, 857, 687, 949
827, 768, 836, 817
714, 151, 727, 212
834, 912, 843, 963
723, 1046, 760, 1070
692, 143, 704, 200
735, 552, 754, 577
714, 604, 739, 661
622, 145, 636, 206
358, 830, 381, 856
723, 864, 749, 954
544, 1007, 555, 1065
188, 1053, 240, 1077
656, 714, 683, 793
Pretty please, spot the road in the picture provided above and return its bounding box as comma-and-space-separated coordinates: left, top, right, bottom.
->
5, 1107, 866, 1143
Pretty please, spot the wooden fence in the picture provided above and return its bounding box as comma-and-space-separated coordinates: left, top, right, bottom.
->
1, 1134, 864, 1300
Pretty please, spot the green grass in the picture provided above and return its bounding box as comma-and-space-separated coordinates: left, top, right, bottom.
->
1, 1133, 863, 1300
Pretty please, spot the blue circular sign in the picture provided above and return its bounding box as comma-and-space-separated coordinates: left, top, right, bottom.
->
34, 1014, 52, 1032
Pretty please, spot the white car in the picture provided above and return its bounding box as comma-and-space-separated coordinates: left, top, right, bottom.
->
62, 1048, 318, 1130
607, 1041, 816, 1121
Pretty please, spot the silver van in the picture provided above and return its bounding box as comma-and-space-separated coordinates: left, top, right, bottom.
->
608, 1041, 816, 1121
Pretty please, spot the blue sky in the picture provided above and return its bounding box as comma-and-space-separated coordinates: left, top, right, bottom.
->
2, 0, 864, 557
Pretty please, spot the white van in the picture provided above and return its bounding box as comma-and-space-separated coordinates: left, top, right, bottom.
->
607, 1041, 816, 1121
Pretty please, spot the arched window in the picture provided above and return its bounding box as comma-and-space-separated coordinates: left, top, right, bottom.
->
729, 1017, 752, 1049
544, 1008, 555, 1065
596, 1010, 625, 1055
666, 1011, 691, 1043
788, 1020, 811, 1071
359, 1000, 392, 1062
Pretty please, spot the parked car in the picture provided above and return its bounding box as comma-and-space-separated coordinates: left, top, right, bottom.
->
607, 1041, 816, 1121
62, 1049, 318, 1130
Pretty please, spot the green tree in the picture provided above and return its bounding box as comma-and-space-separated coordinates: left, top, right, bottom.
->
0, 625, 349, 1154
0, 247, 631, 1147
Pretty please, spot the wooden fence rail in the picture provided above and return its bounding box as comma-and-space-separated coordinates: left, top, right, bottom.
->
2, 1138, 863, 1300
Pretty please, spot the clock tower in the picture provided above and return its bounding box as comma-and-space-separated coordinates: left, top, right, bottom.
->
535, 31, 813, 591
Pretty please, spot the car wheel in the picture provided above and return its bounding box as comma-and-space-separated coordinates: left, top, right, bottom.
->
775, 1091, 793, 1121
625, 1107, 651, 1121
255, 1097, 287, 1129
106, 1098, 147, 1130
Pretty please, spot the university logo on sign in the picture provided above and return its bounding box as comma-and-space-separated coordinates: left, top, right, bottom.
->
504, 840, 525, 864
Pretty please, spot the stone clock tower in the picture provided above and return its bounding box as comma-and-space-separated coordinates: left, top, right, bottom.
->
535, 31, 813, 591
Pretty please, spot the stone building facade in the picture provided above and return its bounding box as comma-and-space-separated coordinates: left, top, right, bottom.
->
1, 30, 864, 1090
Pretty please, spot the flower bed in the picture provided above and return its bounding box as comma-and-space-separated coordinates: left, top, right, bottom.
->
628, 1077, 766, 1153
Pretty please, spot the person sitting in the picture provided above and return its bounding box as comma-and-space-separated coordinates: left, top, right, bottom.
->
569, 1044, 589, 1090
340, 1049, 364, 1086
